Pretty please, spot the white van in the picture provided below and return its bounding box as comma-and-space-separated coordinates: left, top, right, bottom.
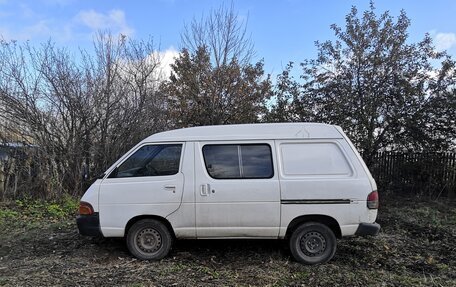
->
77, 123, 380, 264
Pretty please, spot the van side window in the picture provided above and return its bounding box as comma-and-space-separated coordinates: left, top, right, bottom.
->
202, 144, 273, 179
111, 144, 182, 178
280, 142, 351, 176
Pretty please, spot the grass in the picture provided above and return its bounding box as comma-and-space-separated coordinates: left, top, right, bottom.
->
0, 195, 78, 226
0, 195, 455, 286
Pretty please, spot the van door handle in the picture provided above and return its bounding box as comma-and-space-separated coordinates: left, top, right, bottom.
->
164, 185, 176, 193
200, 184, 210, 196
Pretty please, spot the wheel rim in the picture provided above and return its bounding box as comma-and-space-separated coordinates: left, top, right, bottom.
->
136, 228, 162, 253
300, 231, 326, 257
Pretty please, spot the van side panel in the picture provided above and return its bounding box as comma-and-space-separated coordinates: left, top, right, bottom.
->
166, 142, 196, 238
279, 203, 374, 237
194, 140, 281, 238
335, 126, 378, 191
277, 139, 374, 238
337, 137, 379, 224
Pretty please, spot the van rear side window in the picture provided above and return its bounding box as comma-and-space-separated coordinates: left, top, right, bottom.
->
280, 142, 351, 176
111, 144, 182, 178
202, 144, 273, 179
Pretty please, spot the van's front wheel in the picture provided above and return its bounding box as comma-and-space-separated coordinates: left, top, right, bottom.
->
289, 222, 336, 265
126, 219, 172, 260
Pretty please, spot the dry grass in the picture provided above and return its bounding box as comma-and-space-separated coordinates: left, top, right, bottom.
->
1, 197, 455, 286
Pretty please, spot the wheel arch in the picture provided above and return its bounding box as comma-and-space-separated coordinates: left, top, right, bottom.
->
285, 214, 342, 239
125, 215, 176, 239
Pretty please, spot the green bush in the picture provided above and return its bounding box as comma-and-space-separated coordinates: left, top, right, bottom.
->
0, 209, 19, 220
11, 195, 79, 220
46, 203, 66, 218
61, 195, 79, 216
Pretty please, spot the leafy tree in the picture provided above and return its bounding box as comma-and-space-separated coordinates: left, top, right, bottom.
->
263, 62, 302, 123
161, 46, 270, 127
268, 3, 456, 164
161, 4, 271, 128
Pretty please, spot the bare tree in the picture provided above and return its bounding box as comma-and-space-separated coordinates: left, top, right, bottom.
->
162, 3, 271, 128
0, 32, 167, 199
181, 3, 254, 68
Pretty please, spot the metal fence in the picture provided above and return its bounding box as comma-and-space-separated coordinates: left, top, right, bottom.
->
367, 152, 456, 198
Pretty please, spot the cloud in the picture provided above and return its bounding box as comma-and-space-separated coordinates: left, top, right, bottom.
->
76, 9, 134, 37
0, 20, 52, 41
22, 20, 52, 36
158, 47, 179, 79
434, 32, 456, 51
0, 4, 136, 44
0, 4, 59, 41
116, 47, 179, 84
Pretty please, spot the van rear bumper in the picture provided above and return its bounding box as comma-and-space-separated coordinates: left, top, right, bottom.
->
77, 213, 103, 237
355, 222, 380, 236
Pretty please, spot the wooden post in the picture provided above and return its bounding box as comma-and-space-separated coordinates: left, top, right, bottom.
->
0, 160, 4, 198
449, 153, 456, 201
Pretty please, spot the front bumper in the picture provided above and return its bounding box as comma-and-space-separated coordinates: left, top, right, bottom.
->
355, 222, 381, 236
76, 213, 103, 237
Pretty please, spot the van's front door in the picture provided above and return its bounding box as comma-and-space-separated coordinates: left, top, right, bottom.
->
99, 143, 185, 237
194, 141, 280, 238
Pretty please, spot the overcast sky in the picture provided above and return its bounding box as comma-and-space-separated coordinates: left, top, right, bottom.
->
1, 0, 455, 76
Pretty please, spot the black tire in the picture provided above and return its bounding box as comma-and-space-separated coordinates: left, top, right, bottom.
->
289, 222, 337, 265
126, 219, 172, 260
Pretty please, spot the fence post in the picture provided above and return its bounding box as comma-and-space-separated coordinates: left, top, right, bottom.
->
449, 153, 456, 201
0, 160, 4, 199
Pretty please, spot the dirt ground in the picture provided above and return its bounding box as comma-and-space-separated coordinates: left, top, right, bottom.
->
1, 197, 455, 287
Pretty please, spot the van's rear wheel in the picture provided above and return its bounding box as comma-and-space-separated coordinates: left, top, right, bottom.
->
289, 222, 336, 265
126, 219, 172, 260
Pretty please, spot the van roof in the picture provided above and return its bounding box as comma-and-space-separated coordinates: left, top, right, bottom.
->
143, 123, 343, 142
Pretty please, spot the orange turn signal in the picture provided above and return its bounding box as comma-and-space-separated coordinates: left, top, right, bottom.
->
79, 201, 94, 215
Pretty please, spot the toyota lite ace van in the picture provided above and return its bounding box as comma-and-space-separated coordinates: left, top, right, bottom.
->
77, 123, 380, 264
